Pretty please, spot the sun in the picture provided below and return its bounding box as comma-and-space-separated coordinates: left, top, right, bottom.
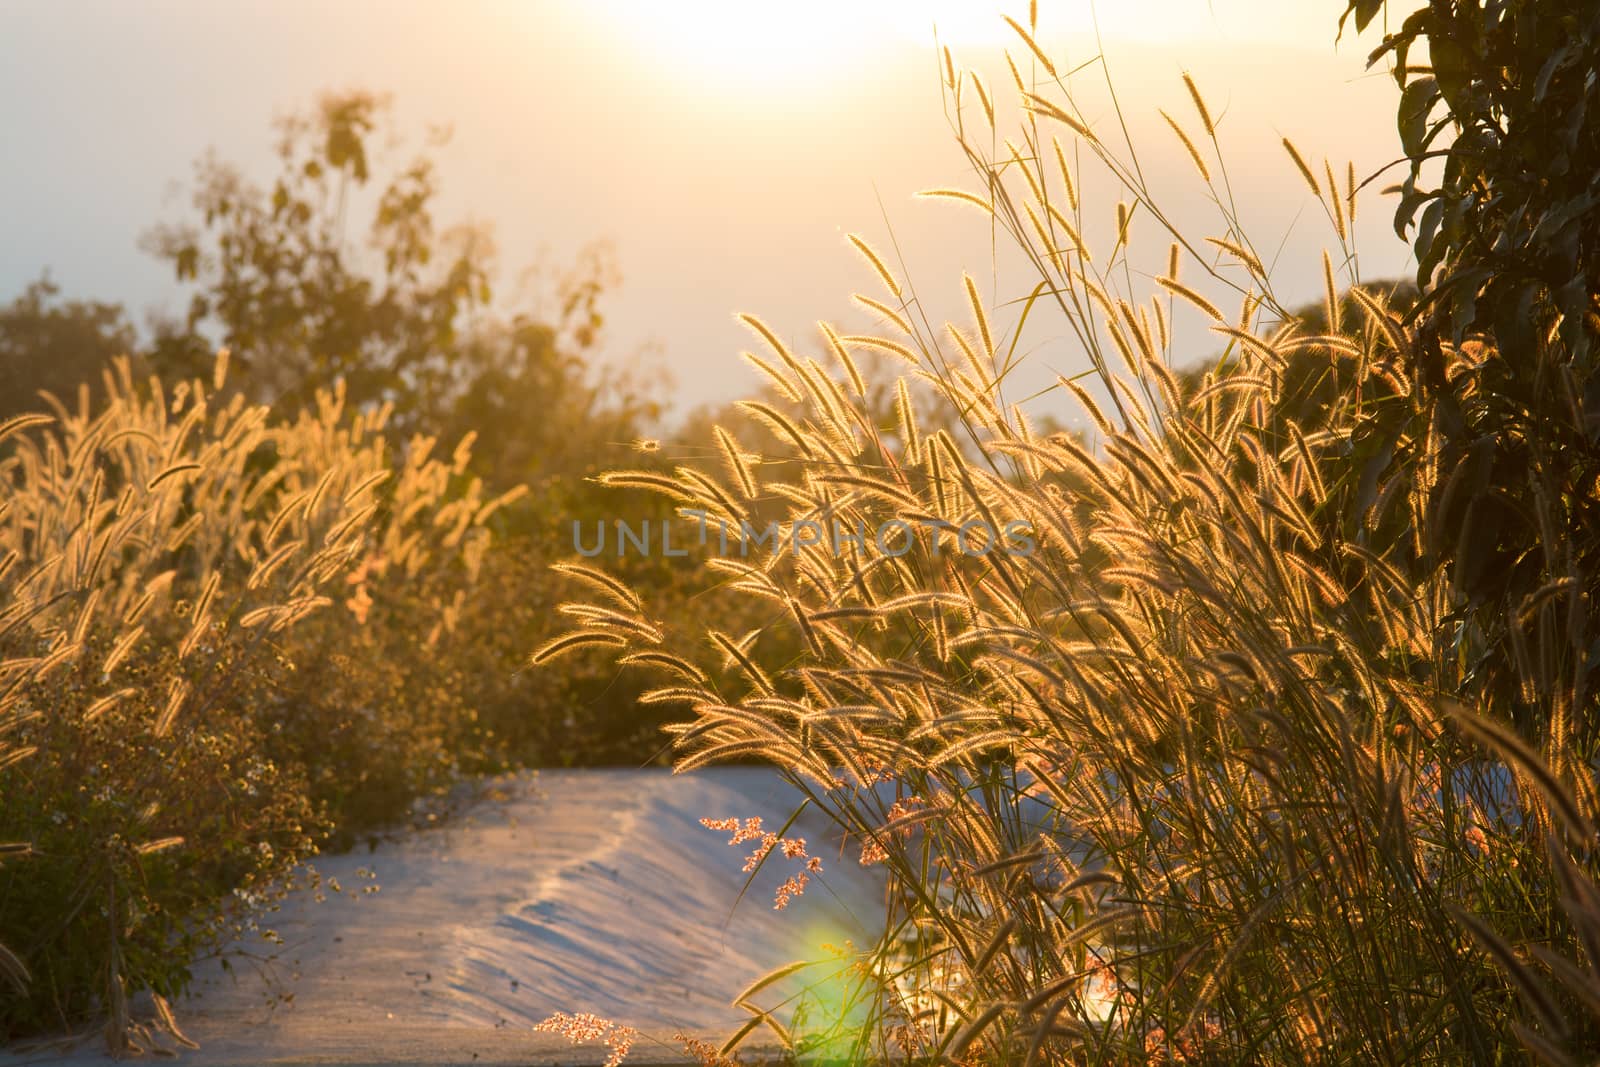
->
587, 1, 1018, 93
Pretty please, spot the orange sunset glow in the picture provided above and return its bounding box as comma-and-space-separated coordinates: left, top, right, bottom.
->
2, 2, 1594, 1065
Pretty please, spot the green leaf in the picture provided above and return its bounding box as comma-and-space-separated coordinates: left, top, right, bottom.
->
1398, 76, 1437, 157
1415, 199, 1445, 281
1337, 0, 1383, 38
1491, 280, 1538, 363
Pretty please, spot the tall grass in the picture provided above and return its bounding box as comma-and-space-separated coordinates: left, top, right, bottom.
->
540, 15, 1600, 1064
0, 353, 511, 1043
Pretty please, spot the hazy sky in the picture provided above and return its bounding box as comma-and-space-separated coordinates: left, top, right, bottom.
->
0, 2, 1417, 418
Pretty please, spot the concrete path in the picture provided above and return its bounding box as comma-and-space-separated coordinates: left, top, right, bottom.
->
6, 769, 886, 1066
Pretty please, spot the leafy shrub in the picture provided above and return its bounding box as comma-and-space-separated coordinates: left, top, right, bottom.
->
1335, 1, 1600, 751
0, 355, 505, 1041
143, 89, 666, 495
0, 278, 139, 423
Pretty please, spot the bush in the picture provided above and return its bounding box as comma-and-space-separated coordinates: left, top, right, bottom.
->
0, 356, 507, 1041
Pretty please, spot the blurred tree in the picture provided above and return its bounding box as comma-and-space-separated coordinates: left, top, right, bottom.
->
144, 90, 664, 492
439, 245, 668, 497
143, 91, 493, 426
0, 276, 137, 420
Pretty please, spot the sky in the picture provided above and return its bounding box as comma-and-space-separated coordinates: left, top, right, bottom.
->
0, 1, 1418, 420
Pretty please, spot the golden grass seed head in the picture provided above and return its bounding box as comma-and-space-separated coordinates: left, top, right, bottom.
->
1003, 15, 1057, 77
1161, 110, 1212, 182
846, 233, 903, 299
1283, 138, 1320, 196
1182, 71, 1215, 136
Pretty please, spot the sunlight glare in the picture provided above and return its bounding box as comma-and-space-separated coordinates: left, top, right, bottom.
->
580, 2, 1377, 102
588, 1, 1019, 92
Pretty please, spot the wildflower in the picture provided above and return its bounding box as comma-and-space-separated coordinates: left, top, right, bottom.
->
344, 553, 388, 585
1081, 956, 1133, 1022
674, 1032, 736, 1066
859, 796, 924, 864
701, 814, 823, 907
700, 815, 767, 846
1147, 1017, 1224, 1063
856, 757, 894, 787
534, 1011, 638, 1067
887, 1020, 933, 1056
345, 584, 373, 625
774, 873, 809, 910
886, 796, 925, 823
1146, 1027, 1169, 1057
741, 833, 779, 872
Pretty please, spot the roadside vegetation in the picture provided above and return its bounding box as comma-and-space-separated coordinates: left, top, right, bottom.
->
2, 2, 1597, 1062
0, 92, 700, 1040
539, 2, 1600, 1062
